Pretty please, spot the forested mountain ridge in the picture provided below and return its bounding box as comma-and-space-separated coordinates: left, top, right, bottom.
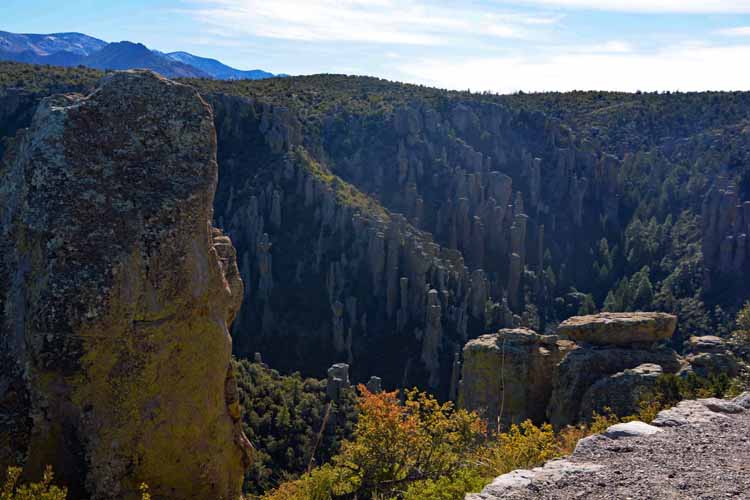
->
2, 62, 749, 396
0, 31, 280, 79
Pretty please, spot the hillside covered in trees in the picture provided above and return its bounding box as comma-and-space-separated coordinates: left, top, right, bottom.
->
2, 62, 750, 500
2, 62, 750, 394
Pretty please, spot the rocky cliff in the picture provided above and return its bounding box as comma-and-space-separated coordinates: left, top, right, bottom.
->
0, 71, 250, 499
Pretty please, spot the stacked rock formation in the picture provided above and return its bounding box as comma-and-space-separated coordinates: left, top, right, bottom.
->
365, 376, 383, 393
459, 312, 683, 428
326, 363, 351, 402
210, 94, 499, 390
0, 71, 250, 499
459, 329, 575, 429
555, 312, 677, 346
548, 312, 681, 426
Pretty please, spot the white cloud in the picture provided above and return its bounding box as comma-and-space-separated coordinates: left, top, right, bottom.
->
508, 0, 750, 13
571, 40, 634, 54
182, 0, 560, 45
718, 26, 750, 36
179, 0, 750, 91
395, 43, 750, 93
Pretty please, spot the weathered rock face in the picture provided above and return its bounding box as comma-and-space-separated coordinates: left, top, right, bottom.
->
548, 346, 682, 427
0, 71, 249, 499
0, 88, 39, 159
365, 376, 383, 393
557, 312, 677, 346
578, 363, 663, 420
683, 335, 740, 378
458, 329, 574, 428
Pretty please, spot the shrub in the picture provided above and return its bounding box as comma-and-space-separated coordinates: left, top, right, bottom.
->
400, 468, 487, 500
262, 372, 746, 500
1, 466, 67, 500
333, 386, 485, 497
477, 421, 557, 478
262, 386, 486, 500
259, 465, 351, 500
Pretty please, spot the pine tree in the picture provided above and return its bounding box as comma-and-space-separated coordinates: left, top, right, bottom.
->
633, 268, 654, 310
603, 290, 618, 312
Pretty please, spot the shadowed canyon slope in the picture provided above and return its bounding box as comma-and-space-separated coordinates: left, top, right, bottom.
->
0, 70, 249, 499
200, 77, 750, 394
2, 63, 750, 397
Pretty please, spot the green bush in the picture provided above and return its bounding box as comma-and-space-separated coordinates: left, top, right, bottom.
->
234, 360, 356, 494
1, 467, 66, 500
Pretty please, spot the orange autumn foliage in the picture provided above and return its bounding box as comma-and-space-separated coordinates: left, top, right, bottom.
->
332, 386, 486, 497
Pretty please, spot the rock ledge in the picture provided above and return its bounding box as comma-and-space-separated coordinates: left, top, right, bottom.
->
468, 392, 750, 499
557, 312, 677, 346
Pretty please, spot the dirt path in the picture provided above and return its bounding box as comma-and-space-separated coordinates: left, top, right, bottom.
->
468, 393, 750, 500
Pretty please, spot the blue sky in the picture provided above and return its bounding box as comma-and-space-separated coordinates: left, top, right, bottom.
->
2, 0, 750, 92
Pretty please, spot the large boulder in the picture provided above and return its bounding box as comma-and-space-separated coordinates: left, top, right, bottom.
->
0, 71, 250, 499
684, 336, 740, 377
547, 346, 683, 427
579, 363, 663, 420
459, 328, 575, 428
557, 312, 676, 346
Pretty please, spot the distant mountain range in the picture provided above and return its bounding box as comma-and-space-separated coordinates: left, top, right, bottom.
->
0, 30, 281, 80
166, 51, 276, 80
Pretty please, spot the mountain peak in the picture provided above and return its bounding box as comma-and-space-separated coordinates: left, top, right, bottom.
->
0, 30, 106, 56
83, 41, 211, 78
166, 51, 276, 80
0, 30, 281, 80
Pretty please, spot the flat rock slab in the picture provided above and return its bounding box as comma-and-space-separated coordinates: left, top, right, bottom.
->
687, 335, 727, 351
468, 397, 749, 499
466, 460, 604, 500
557, 312, 677, 346
733, 392, 750, 409
603, 421, 663, 438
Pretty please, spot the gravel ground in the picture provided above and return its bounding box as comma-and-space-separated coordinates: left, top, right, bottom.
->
468, 394, 750, 500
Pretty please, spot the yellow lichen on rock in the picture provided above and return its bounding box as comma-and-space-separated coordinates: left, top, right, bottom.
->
0, 71, 250, 499
458, 328, 574, 429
